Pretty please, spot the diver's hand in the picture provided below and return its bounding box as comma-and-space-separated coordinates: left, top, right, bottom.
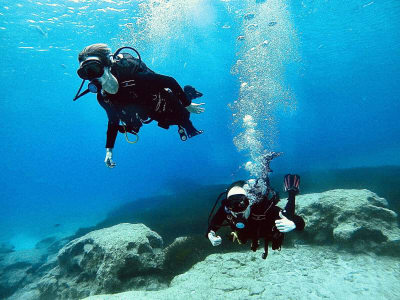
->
186, 102, 205, 114
104, 148, 116, 168
208, 230, 222, 246
275, 212, 296, 233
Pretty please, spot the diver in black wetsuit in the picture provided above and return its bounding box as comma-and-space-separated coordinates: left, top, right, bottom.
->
74, 43, 205, 168
207, 152, 305, 259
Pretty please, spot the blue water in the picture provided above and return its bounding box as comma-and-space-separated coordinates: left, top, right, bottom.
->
0, 0, 399, 250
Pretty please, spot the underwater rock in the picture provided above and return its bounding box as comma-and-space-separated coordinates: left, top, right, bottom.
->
163, 236, 213, 277
81, 246, 400, 300
37, 223, 167, 300
35, 237, 58, 250
0, 242, 14, 255
292, 189, 400, 256
5, 188, 400, 299
0, 235, 71, 299
4, 282, 40, 300
0, 248, 47, 299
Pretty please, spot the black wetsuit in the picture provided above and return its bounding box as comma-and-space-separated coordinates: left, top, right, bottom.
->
208, 190, 305, 256
97, 53, 200, 148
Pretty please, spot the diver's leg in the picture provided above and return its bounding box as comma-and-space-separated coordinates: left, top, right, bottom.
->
251, 239, 259, 252
282, 174, 300, 219
169, 96, 203, 138
154, 91, 203, 138
283, 191, 296, 219
262, 239, 269, 259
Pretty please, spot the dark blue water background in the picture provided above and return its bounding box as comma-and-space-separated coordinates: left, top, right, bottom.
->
0, 0, 399, 249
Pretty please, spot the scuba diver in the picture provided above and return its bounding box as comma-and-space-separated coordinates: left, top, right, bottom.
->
207, 152, 305, 259
74, 43, 205, 168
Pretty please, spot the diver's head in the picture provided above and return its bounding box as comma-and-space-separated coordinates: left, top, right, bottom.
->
78, 44, 112, 67
225, 185, 250, 229
77, 57, 104, 81
77, 44, 112, 80
77, 44, 118, 95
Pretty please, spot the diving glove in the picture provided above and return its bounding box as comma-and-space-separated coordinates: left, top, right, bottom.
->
104, 148, 116, 168
275, 212, 296, 233
208, 230, 222, 246
186, 102, 205, 114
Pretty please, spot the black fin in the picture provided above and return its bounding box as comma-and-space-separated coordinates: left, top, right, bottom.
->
184, 85, 203, 101
284, 174, 300, 194
178, 126, 188, 141
181, 120, 203, 139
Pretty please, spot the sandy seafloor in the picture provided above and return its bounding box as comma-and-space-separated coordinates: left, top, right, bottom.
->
83, 245, 400, 300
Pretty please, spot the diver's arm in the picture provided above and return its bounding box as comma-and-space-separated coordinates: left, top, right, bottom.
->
97, 96, 119, 148
207, 206, 227, 233
98, 96, 119, 168
282, 191, 296, 219
104, 122, 118, 168
207, 206, 227, 246
105, 121, 119, 149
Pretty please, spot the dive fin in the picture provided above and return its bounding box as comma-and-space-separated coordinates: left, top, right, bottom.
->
178, 125, 188, 141
181, 120, 203, 139
184, 85, 203, 101
284, 174, 300, 194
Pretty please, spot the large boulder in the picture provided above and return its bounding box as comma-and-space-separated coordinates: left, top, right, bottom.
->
37, 223, 166, 300
292, 189, 400, 255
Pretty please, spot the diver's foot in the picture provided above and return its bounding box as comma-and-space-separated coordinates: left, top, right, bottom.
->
184, 85, 203, 100
251, 240, 259, 252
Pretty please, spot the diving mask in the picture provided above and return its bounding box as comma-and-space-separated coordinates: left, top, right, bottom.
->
74, 62, 117, 100
77, 57, 104, 80
226, 194, 250, 229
